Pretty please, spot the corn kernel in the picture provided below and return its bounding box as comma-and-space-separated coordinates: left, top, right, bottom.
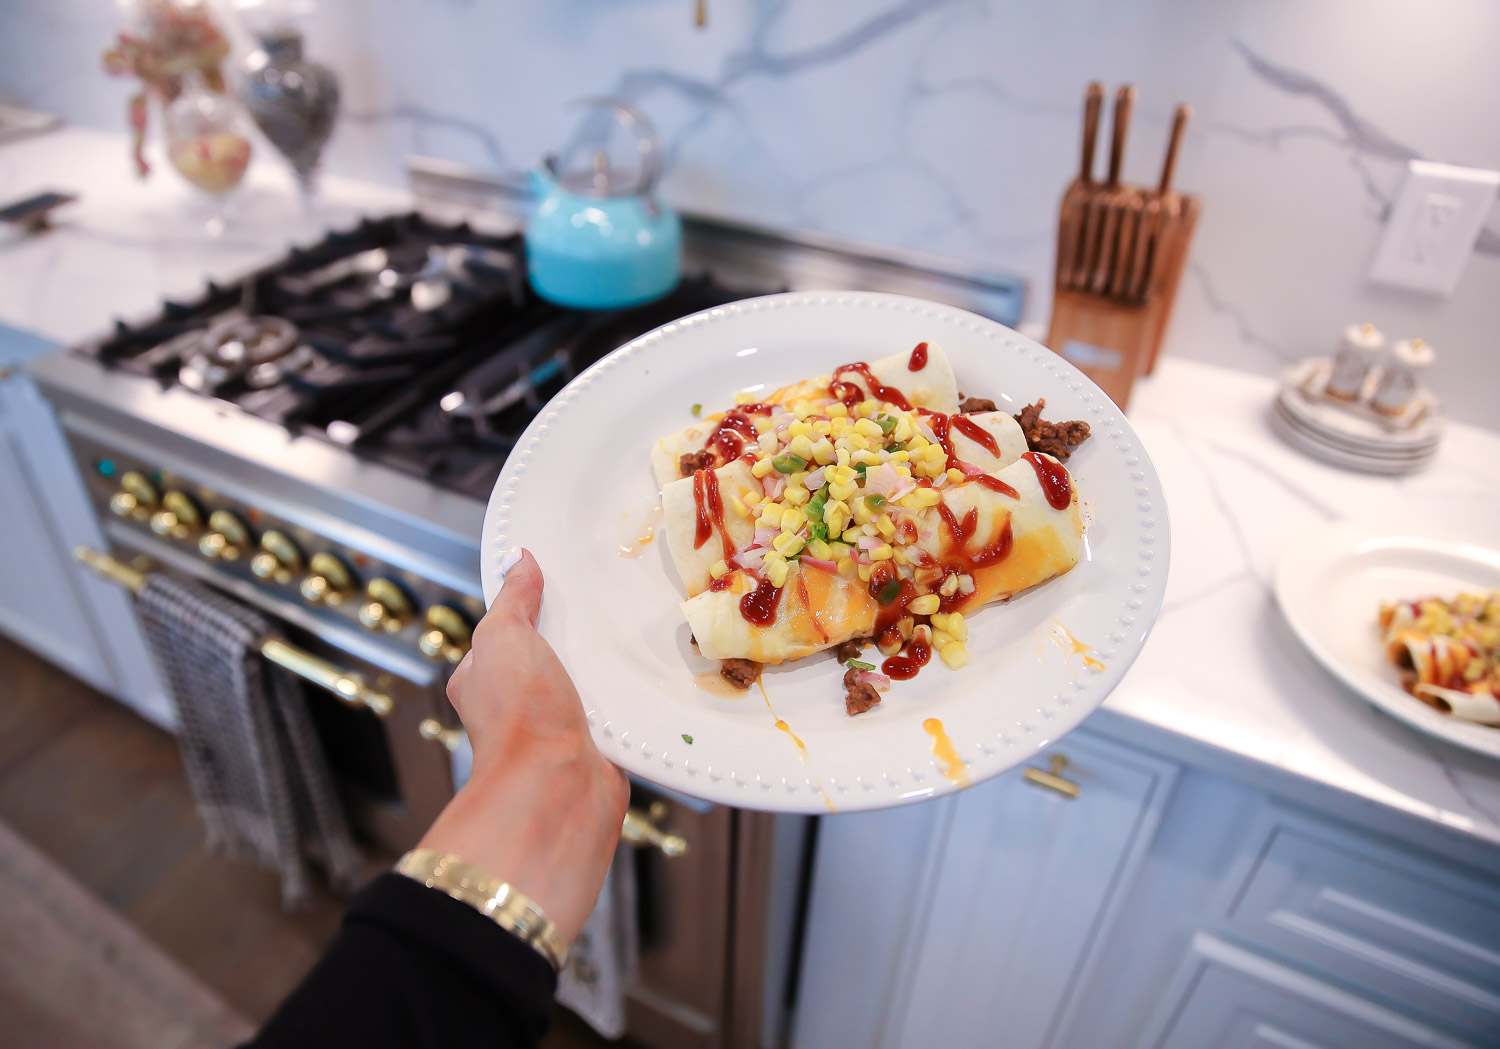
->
836, 447, 851, 468
876, 516, 895, 537
908, 435, 930, 451
894, 418, 914, 443
780, 536, 806, 558
825, 501, 850, 533
753, 415, 774, 433
931, 629, 952, 650
931, 611, 952, 631
767, 560, 790, 588
857, 400, 878, 418
857, 564, 873, 582
847, 434, 871, 452
853, 500, 875, 525
891, 451, 911, 463
829, 482, 856, 502
751, 458, 775, 478
788, 421, 812, 440
842, 527, 863, 544
946, 613, 968, 641
939, 641, 969, 670
838, 558, 858, 580
893, 547, 910, 566
870, 543, 894, 561
947, 467, 965, 484
862, 523, 879, 536
758, 506, 782, 528
854, 417, 884, 439
787, 435, 815, 461
710, 559, 729, 579
730, 496, 748, 518
744, 490, 762, 506
792, 400, 814, 421
784, 485, 810, 506
780, 507, 804, 532
916, 487, 943, 507
853, 449, 882, 466
812, 438, 837, 465
877, 631, 902, 656
828, 402, 848, 418
741, 390, 765, 405
807, 539, 833, 560
812, 419, 832, 436
908, 594, 941, 616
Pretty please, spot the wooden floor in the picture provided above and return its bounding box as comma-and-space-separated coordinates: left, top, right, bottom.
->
0, 634, 627, 1047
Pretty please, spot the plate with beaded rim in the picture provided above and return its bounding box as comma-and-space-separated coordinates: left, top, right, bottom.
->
481, 292, 1169, 813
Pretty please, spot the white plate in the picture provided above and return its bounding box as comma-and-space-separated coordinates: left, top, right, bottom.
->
1275, 520, 1500, 760
482, 292, 1170, 812
1275, 398, 1438, 457
1270, 410, 1433, 475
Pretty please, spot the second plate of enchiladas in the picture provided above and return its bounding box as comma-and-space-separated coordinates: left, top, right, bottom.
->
482, 292, 1170, 811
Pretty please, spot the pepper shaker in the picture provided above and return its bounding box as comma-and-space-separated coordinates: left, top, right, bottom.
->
1325, 322, 1384, 401
1372, 338, 1433, 416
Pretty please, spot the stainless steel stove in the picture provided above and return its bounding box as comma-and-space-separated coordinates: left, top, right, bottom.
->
30, 157, 1025, 1049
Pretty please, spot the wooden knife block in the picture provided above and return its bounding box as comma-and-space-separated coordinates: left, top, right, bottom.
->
1046, 195, 1199, 410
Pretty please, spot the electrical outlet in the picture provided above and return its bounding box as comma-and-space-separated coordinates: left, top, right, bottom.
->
1369, 160, 1498, 296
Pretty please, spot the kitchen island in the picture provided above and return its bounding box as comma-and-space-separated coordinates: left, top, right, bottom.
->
3, 127, 1499, 1049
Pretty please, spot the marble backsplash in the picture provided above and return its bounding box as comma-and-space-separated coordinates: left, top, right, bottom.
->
2, 0, 1496, 428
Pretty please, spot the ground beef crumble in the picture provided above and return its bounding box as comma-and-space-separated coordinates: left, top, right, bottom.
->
834, 638, 867, 662
958, 395, 998, 414
679, 450, 716, 476
1013, 398, 1091, 461
720, 658, 761, 690
845, 683, 882, 716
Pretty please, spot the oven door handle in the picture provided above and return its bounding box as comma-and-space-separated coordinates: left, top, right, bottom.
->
75, 546, 395, 718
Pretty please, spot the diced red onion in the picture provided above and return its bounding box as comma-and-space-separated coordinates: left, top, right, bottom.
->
856, 671, 892, 692
806, 467, 827, 490
857, 536, 883, 552
958, 460, 987, 480
801, 556, 839, 573
958, 575, 976, 595
754, 527, 779, 546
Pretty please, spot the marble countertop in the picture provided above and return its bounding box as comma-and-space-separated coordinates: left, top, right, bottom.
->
5, 128, 1500, 850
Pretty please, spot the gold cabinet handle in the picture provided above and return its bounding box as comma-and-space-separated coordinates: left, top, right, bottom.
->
74, 547, 394, 719
1024, 753, 1080, 798
621, 800, 689, 858
418, 717, 465, 751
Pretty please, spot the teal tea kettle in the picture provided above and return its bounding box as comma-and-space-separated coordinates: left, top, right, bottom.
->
525, 99, 682, 310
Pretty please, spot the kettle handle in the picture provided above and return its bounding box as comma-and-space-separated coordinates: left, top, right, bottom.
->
573, 97, 663, 197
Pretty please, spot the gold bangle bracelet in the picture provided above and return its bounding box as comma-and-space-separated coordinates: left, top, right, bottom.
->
395, 849, 568, 972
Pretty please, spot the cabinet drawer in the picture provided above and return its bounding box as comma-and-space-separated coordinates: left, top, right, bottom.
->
1225, 807, 1500, 1036
1150, 934, 1478, 1049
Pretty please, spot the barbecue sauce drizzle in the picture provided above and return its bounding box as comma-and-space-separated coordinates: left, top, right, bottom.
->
951, 414, 1000, 456
706, 402, 772, 461
831, 362, 912, 410
907, 342, 929, 371
740, 577, 783, 625
691, 468, 736, 562
1023, 451, 1073, 510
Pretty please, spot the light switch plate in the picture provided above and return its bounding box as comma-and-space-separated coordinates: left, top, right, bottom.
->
1369, 160, 1498, 296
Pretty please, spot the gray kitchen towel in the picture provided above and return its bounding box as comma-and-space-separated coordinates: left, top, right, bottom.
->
136, 573, 363, 909
557, 844, 639, 1040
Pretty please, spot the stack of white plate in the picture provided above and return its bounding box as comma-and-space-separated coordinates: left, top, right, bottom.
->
1273, 359, 1443, 475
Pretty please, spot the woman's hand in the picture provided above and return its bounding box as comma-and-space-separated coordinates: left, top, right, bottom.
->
417, 550, 630, 945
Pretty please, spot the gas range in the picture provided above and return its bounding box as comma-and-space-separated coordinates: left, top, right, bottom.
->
32, 157, 1025, 680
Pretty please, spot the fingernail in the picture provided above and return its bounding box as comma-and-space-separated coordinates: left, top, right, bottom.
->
497, 546, 523, 577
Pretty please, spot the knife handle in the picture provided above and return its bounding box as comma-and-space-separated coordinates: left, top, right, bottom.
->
1159, 104, 1191, 195
1080, 82, 1104, 182
1106, 84, 1135, 187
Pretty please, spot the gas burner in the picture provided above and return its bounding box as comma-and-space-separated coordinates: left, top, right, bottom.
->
180, 315, 304, 392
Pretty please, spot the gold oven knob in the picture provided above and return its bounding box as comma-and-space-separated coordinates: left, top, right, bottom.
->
250, 529, 304, 584
419, 605, 473, 664
358, 578, 414, 633
150, 491, 202, 539
198, 509, 251, 561
110, 471, 157, 520
301, 551, 355, 606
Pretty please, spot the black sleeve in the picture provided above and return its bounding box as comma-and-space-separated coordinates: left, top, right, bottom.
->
244, 873, 557, 1049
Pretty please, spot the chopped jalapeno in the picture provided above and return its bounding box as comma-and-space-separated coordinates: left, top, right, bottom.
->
691, 403, 702, 416
877, 579, 901, 605
846, 659, 875, 671
809, 521, 829, 542
866, 494, 887, 509
682, 733, 694, 744
773, 454, 807, 474
854, 462, 869, 478
807, 489, 829, 518
887, 442, 906, 452
877, 415, 898, 435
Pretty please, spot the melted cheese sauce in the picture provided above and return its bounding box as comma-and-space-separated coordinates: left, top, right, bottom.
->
923, 718, 971, 788
693, 671, 750, 699
1052, 620, 1106, 673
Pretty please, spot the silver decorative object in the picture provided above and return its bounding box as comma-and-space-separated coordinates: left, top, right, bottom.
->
239, 24, 339, 196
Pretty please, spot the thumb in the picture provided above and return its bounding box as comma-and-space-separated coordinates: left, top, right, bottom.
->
491, 548, 544, 627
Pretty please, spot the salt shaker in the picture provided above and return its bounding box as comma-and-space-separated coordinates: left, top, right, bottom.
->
1325, 322, 1384, 400
1372, 338, 1433, 416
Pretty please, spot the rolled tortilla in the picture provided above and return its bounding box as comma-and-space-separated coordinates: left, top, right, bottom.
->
651, 343, 960, 489
1385, 631, 1478, 691
661, 458, 763, 598
1415, 684, 1500, 724
683, 455, 1084, 663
